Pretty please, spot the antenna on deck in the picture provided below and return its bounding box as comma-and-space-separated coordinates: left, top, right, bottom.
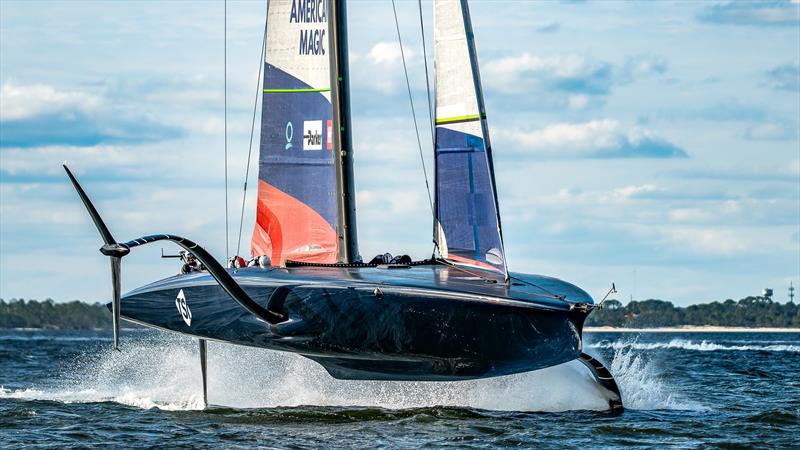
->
599, 283, 617, 308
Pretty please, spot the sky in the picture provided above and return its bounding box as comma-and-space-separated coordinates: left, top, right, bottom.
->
1, 0, 798, 306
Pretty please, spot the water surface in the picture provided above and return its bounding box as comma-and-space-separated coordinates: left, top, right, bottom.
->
1, 329, 798, 448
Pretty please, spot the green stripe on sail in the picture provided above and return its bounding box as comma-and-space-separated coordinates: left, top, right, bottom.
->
263, 88, 331, 93
435, 113, 486, 125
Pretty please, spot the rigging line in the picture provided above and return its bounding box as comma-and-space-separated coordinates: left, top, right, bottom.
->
436, 258, 565, 301
507, 275, 566, 301
224, 0, 230, 260
417, 0, 435, 149
236, 5, 269, 258
391, 0, 434, 217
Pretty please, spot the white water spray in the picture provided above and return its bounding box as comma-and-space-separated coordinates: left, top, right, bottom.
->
0, 332, 704, 412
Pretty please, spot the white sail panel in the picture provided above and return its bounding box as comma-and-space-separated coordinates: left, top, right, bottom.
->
434, 0, 481, 136
265, 0, 331, 99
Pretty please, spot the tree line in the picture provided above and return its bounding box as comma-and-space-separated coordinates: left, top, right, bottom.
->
0, 298, 111, 329
1, 296, 798, 329
586, 296, 800, 328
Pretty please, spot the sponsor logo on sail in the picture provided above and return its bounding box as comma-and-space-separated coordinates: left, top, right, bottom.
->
303, 120, 322, 150
289, 0, 327, 24
289, 0, 327, 56
298, 29, 325, 56
285, 122, 294, 150
326, 120, 333, 150
175, 289, 192, 326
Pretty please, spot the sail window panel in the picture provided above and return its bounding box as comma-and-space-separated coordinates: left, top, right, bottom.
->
435, 127, 504, 272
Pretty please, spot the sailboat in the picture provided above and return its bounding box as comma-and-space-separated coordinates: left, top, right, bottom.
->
65, 0, 623, 411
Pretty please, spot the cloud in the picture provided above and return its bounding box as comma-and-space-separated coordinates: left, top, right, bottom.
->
742, 121, 798, 140
1, 145, 133, 176
535, 22, 561, 33
763, 61, 800, 91
613, 184, 662, 199
542, 184, 738, 206
357, 189, 424, 215
698, 1, 800, 27
567, 94, 590, 111
0, 82, 102, 121
668, 208, 715, 223
481, 53, 668, 111
535, 183, 673, 212
349, 42, 421, 95
0, 82, 184, 148
365, 41, 416, 66
96, 74, 225, 113
668, 200, 748, 224
619, 55, 669, 83
484, 54, 614, 95
669, 163, 799, 182
653, 99, 769, 123
494, 120, 688, 159
693, 99, 767, 121
665, 228, 749, 256
534, 184, 666, 208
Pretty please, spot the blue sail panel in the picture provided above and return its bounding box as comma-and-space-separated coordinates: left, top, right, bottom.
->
435, 127, 505, 273
252, 64, 337, 264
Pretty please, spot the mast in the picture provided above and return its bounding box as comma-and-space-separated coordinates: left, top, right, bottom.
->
329, 0, 360, 263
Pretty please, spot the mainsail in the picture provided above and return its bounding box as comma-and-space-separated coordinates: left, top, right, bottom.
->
433, 0, 507, 276
252, 0, 338, 264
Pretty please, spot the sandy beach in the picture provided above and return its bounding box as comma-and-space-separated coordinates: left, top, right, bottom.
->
585, 326, 800, 333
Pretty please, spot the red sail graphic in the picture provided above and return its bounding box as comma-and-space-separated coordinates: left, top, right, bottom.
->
252, 180, 337, 264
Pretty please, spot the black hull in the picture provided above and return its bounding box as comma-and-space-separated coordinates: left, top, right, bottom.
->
119, 265, 591, 381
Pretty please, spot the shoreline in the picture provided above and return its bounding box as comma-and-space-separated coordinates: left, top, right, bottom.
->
585, 326, 800, 333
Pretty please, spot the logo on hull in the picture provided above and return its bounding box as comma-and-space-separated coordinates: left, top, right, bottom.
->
175, 289, 192, 326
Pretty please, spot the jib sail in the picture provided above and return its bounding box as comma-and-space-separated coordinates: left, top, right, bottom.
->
252, 0, 338, 264
433, 0, 508, 277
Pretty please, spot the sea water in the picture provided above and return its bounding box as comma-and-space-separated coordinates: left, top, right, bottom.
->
1, 329, 798, 448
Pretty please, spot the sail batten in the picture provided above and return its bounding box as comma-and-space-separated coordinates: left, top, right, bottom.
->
434, 0, 507, 277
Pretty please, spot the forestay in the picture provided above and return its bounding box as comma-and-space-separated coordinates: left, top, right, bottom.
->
433, 0, 507, 277
252, 0, 338, 265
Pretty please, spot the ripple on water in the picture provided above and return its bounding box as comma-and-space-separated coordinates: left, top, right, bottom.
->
746, 409, 799, 426
1, 330, 799, 448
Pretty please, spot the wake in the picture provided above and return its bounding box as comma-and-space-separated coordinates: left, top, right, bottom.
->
589, 339, 800, 353
0, 333, 703, 412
